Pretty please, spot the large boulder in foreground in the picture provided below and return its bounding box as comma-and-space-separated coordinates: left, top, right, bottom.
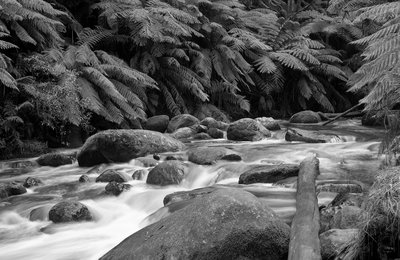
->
239, 164, 299, 184
77, 130, 185, 167
320, 229, 358, 260
145, 115, 169, 132
227, 118, 271, 141
289, 110, 321, 124
167, 114, 199, 133
48, 201, 92, 223
37, 152, 74, 167
187, 147, 236, 165
146, 161, 187, 186
285, 128, 341, 143
100, 188, 290, 260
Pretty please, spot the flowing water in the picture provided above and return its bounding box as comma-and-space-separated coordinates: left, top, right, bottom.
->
0, 119, 386, 260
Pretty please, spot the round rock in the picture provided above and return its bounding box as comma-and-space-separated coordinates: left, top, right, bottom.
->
48, 201, 92, 223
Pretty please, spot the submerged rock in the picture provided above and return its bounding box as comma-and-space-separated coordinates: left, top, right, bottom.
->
0, 182, 27, 199
285, 128, 341, 143
221, 154, 242, 161
48, 201, 92, 223
187, 147, 236, 165
79, 175, 90, 183
320, 229, 358, 260
77, 130, 185, 167
100, 188, 290, 260
146, 161, 187, 186
289, 110, 321, 123
145, 115, 169, 132
23, 177, 42, 188
96, 169, 127, 183
239, 164, 299, 184
37, 152, 74, 167
105, 181, 132, 196
227, 118, 271, 141
167, 114, 199, 133
132, 169, 146, 180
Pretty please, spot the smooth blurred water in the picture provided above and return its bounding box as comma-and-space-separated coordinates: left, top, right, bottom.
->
0, 119, 385, 260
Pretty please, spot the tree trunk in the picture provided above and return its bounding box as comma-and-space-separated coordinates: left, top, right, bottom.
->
288, 154, 321, 260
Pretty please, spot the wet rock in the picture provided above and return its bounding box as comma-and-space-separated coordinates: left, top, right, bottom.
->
285, 128, 341, 143
165, 155, 181, 161
170, 127, 196, 140
163, 186, 220, 206
289, 110, 321, 123
330, 192, 364, 208
239, 164, 299, 184
30, 205, 52, 221
167, 114, 199, 133
221, 154, 242, 161
79, 175, 90, 183
37, 152, 74, 167
135, 157, 158, 167
7, 160, 37, 169
227, 118, 271, 141
190, 124, 208, 133
128, 118, 143, 129
192, 133, 212, 140
77, 130, 185, 167
48, 201, 92, 223
0, 182, 27, 199
132, 169, 146, 180
146, 161, 186, 186
317, 183, 363, 194
188, 147, 235, 165
320, 229, 358, 260
145, 115, 169, 132
153, 154, 160, 160
200, 117, 229, 131
255, 117, 281, 131
105, 181, 132, 196
207, 127, 224, 139
330, 206, 364, 230
100, 188, 290, 260
96, 169, 127, 183
23, 177, 42, 188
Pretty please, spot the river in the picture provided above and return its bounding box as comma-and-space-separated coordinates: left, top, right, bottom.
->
0, 119, 385, 260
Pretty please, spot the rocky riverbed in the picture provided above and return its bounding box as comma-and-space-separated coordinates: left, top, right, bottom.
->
0, 116, 385, 260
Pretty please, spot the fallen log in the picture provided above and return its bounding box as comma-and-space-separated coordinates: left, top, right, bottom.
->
322, 103, 363, 126
288, 154, 321, 260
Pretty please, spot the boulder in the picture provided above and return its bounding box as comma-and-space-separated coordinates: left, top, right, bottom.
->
167, 114, 199, 133
128, 118, 143, 129
23, 177, 42, 188
320, 229, 358, 260
285, 128, 341, 143
170, 127, 196, 140
192, 133, 212, 140
163, 186, 220, 206
37, 152, 74, 167
77, 130, 185, 167
187, 147, 235, 165
48, 201, 92, 223
79, 175, 90, 183
227, 118, 271, 141
207, 128, 224, 139
145, 115, 170, 132
165, 155, 181, 161
289, 110, 321, 124
132, 169, 146, 180
105, 181, 132, 196
135, 157, 158, 167
146, 161, 187, 186
239, 164, 299, 184
317, 183, 363, 194
330, 206, 364, 230
96, 169, 127, 183
200, 117, 229, 131
221, 154, 242, 161
255, 117, 281, 131
100, 188, 290, 260
0, 182, 27, 199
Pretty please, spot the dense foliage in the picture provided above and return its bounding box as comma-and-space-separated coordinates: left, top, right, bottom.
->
1, 0, 399, 157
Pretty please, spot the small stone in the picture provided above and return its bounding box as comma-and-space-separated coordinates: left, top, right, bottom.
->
23, 177, 42, 188
105, 181, 132, 196
79, 175, 90, 183
132, 169, 146, 180
220, 154, 242, 161
153, 154, 160, 161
